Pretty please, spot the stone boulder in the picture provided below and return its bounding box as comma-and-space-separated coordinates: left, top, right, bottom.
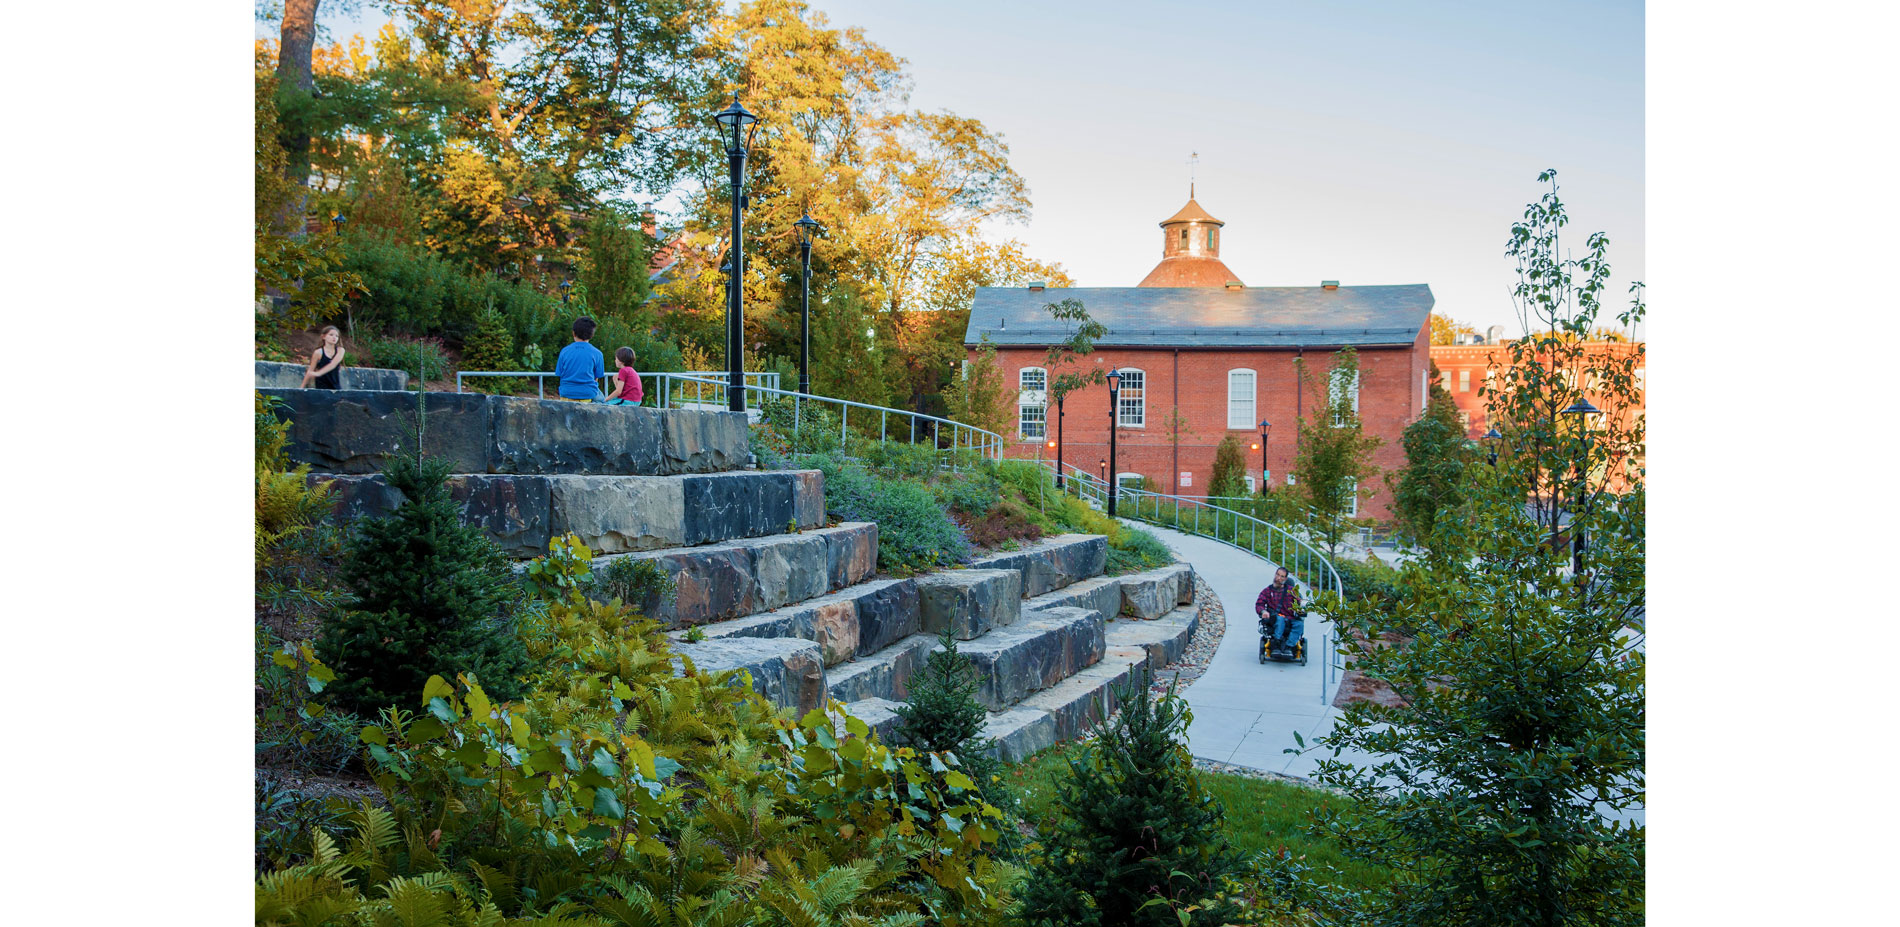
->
1031, 575, 1123, 620
956, 606, 1106, 712
491, 399, 665, 475
915, 569, 1023, 640
256, 360, 409, 391
981, 708, 1059, 763
969, 534, 1109, 598
265, 388, 493, 474
825, 634, 938, 703
673, 637, 826, 714
547, 475, 684, 553
731, 532, 829, 612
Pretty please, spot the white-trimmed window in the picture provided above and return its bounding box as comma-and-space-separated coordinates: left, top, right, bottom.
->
1459, 369, 1471, 393
1634, 367, 1645, 398
1244, 474, 1256, 493
1116, 368, 1146, 427
1226, 368, 1256, 429
1329, 368, 1359, 427
1018, 367, 1047, 440
1340, 478, 1359, 518
1116, 472, 1145, 491
1422, 370, 1429, 412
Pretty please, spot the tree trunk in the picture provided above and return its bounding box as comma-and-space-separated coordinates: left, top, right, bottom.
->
275, 0, 322, 237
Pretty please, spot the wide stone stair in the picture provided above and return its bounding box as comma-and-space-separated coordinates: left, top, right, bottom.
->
266, 386, 1200, 762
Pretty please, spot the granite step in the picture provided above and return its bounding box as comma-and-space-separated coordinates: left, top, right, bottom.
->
979, 645, 1149, 762
915, 569, 1022, 640
1104, 604, 1199, 669
968, 534, 1108, 599
320, 469, 827, 558
671, 573, 918, 666
1024, 562, 1197, 621
670, 636, 826, 715
598, 523, 878, 630
956, 606, 1107, 711
825, 634, 940, 704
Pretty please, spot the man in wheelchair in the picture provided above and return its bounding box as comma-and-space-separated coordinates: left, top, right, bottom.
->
1255, 566, 1304, 657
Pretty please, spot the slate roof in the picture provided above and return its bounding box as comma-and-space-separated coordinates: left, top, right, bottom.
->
964, 284, 1434, 349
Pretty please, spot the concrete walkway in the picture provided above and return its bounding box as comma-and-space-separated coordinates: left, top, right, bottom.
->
1128, 520, 1366, 778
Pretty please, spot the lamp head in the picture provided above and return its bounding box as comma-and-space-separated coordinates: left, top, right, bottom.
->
1106, 369, 1122, 392
1484, 426, 1502, 440
713, 93, 757, 155
794, 212, 822, 246
1561, 399, 1601, 417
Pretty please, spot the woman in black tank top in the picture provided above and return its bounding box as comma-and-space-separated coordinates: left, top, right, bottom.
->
302, 325, 346, 389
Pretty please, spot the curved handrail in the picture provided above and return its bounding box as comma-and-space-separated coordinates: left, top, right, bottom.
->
1054, 462, 1345, 607
649, 372, 1005, 462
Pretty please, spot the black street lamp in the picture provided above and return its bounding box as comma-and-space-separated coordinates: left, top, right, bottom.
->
330, 214, 346, 234
1106, 369, 1122, 517
1483, 426, 1502, 466
713, 93, 758, 413
1560, 400, 1601, 573
560, 279, 572, 304
1258, 418, 1272, 489
794, 213, 822, 395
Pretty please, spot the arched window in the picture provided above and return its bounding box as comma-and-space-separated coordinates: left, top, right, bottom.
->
1018, 366, 1047, 439
1115, 368, 1146, 427
1226, 368, 1256, 430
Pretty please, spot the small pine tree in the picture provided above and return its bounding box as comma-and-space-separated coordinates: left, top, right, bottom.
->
894, 631, 991, 754
459, 306, 518, 393
1019, 672, 1247, 927
1390, 373, 1472, 543
1207, 434, 1250, 499
944, 338, 1014, 439
318, 450, 532, 716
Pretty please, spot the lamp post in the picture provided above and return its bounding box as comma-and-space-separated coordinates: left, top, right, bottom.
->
1106, 369, 1122, 517
1258, 418, 1272, 489
1483, 426, 1502, 466
330, 214, 346, 234
1053, 390, 1066, 489
713, 93, 758, 413
1560, 400, 1600, 573
794, 213, 822, 395
560, 280, 572, 304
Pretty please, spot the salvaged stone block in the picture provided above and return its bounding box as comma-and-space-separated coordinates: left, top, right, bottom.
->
839, 697, 906, 744
1016, 655, 1137, 742
915, 570, 1022, 640
732, 532, 829, 612
957, 606, 1106, 712
491, 399, 666, 475
853, 579, 922, 657
1032, 575, 1123, 620
255, 360, 409, 391
547, 475, 684, 553
673, 637, 825, 714
309, 472, 552, 557
682, 472, 790, 545
980, 708, 1059, 763
969, 534, 1109, 598
1106, 605, 1199, 668
264, 388, 493, 474
638, 546, 759, 628
659, 410, 750, 474
826, 522, 878, 589
1117, 563, 1196, 618
826, 634, 937, 703
793, 470, 827, 529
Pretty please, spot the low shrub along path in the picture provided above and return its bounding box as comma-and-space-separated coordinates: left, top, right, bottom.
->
1124, 520, 1380, 778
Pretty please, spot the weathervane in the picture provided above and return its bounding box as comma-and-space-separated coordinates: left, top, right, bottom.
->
1189, 151, 1199, 198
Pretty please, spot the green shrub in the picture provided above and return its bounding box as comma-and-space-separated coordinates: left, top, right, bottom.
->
458, 305, 520, 392
363, 334, 450, 384
758, 396, 844, 454
934, 470, 1003, 519
317, 451, 533, 716
1019, 672, 1248, 926
339, 230, 564, 343
1336, 555, 1404, 611
803, 454, 970, 573
592, 555, 679, 610
1106, 524, 1174, 575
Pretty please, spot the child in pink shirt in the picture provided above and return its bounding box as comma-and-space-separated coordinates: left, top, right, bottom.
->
604, 346, 644, 406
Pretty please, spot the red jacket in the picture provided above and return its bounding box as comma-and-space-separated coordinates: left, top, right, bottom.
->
1255, 581, 1301, 618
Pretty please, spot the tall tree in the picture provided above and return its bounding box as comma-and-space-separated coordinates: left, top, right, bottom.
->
1310, 171, 1646, 926
272, 0, 323, 236
1429, 312, 1478, 346
1389, 371, 1472, 543
943, 336, 1013, 439
1290, 347, 1383, 559
1207, 435, 1250, 499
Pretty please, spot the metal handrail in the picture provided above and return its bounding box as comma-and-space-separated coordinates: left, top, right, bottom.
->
1055, 463, 1345, 608
647, 372, 1006, 462
455, 369, 776, 400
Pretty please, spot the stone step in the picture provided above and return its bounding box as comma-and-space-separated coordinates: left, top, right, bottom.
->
1104, 604, 1200, 671
915, 569, 1022, 640
968, 534, 1107, 599
262, 388, 747, 476
256, 360, 409, 391
673, 572, 915, 666
825, 634, 939, 704
670, 636, 825, 715
957, 606, 1107, 711
1024, 562, 1197, 621
837, 696, 905, 743
317, 469, 827, 558
607, 523, 878, 631
980, 646, 1149, 762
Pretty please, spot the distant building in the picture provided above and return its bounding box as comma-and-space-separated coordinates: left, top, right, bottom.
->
1431, 340, 1647, 440
964, 194, 1434, 521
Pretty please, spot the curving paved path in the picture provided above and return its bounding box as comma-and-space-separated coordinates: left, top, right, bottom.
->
1127, 520, 1369, 778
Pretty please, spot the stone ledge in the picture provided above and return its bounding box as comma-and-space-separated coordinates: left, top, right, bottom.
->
261, 388, 747, 476
838, 697, 906, 744
1013, 648, 1145, 742
671, 637, 825, 714
979, 708, 1059, 764
825, 634, 938, 704
1120, 563, 1196, 618
675, 573, 913, 666
956, 606, 1106, 712
968, 534, 1108, 598
604, 523, 878, 629
314, 470, 826, 558
1105, 604, 1199, 669
915, 569, 1022, 641
256, 360, 409, 391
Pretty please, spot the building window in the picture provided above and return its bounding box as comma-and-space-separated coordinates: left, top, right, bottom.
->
1341, 479, 1359, 518
1019, 403, 1045, 439
1179, 228, 1188, 248
1018, 366, 1047, 440
1207, 228, 1217, 250
1459, 369, 1470, 393
1116, 472, 1145, 491
1329, 368, 1359, 427
1458, 410, 1471, 430
1227, 368, 1256, 430
1243, 474, 1256, 493
1116, 368, 1146, 427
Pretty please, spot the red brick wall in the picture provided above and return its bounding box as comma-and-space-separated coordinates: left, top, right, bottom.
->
1430, 342, 1647, 439
977, 328, 1430, 521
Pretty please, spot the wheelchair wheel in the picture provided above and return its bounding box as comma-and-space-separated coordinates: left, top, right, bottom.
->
1298, 637, 1308, 666
1259, 636, 1269, 664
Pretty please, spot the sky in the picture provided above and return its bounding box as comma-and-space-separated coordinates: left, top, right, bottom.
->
269, 0, 1644, 339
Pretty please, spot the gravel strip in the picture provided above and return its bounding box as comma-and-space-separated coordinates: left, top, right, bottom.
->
1149, 573, 1225, 695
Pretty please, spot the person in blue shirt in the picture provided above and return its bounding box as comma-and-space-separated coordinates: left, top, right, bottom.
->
554, 317, 605, 400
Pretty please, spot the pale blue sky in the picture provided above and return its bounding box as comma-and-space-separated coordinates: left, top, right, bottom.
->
271, 0, 1644, 338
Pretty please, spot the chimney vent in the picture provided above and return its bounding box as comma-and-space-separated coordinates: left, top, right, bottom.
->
999, 317, 1006, 330
1027, 281, 1046, 292
1224, 281, 1244, 291
1321, 280, 1339, 290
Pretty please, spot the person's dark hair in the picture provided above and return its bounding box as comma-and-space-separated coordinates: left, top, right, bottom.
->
615, 346, 634, 366
572, 317, 597, 341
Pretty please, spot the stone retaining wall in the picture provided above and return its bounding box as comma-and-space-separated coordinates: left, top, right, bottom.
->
608, 523, 878, 629
261, 388, 747, 476
256, 361, 409, 391
314, 470, 826, 557
969, 534, 1108, 598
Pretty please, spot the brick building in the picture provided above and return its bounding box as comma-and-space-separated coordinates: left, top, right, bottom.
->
964, 195, 1434, 521
1430, 340, 1647, 439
